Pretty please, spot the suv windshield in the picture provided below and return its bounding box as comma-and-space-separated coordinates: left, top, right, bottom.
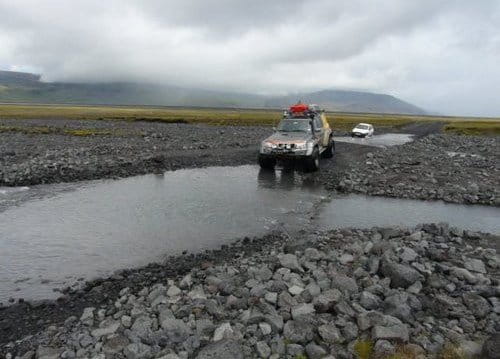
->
277, 119, 311, 132
355, 124, 369, 130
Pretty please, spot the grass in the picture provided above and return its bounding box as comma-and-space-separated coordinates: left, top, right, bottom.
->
0, 104, 499, 135
0, 125, 117, 136
443, 121, 500, 136
354, 339, 374, 359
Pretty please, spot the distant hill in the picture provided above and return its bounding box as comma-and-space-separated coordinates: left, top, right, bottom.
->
0, 70, 425, 114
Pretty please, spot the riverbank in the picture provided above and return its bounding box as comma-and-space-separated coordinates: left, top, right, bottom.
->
329, 134, 500, 206
1, 224, 498, 358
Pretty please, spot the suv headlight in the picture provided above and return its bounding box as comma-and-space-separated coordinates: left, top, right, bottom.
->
306, 141, 314, 155
295, 142, 307, 150
261, 141, 276, 152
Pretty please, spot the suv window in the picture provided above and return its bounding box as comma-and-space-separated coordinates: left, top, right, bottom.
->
314, 117, 323, 130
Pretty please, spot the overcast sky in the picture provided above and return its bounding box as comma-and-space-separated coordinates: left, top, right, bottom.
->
1, 0, 499, 116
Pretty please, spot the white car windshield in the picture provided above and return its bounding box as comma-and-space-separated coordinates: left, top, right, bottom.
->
355, 125, 369, 130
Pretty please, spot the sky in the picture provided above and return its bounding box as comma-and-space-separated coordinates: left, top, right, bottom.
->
0, 0, 499, 116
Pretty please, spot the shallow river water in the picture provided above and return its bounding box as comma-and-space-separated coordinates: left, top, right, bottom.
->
1, 164, 499, 303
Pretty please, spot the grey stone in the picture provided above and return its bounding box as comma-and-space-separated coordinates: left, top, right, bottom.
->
283, 320, 314, 344
103, 334, 130, 354
264, 292, 277, 304
464, 258, 487, 274
384, 293, 411, 321
161, 318, 191, 343
123, 343, 152, 359
482, 333, 500, 359
304, 248, 322, 261
380, 261, 422, 288
339, 254, 354, 264
195, 339, 243, 359
130, 315, 153, 340
313, 289, 342, 312
213, 323, 233, 342
121, 315, 132, 328
463, 292, 491, 318
255, 341, 271, 358
286, 344, 305, 357
398, 247, 418, 262
167, 285, 182, 297
451, 267, 478, 284
407, 281, 423, 294
342, 321, 359, 341
91, 319, 120, 338
278, 254, 303, 272
330, 272, 358, 294
80, 307, 95, 326
318, 323, 343, 344
374, 340, 395, 357
36, 347, 63, 359
291, 303, 315, 320
360, 291, 382, 310
288, 285, 304, 296
372, 324, 409, 342
305, 343, 328, 359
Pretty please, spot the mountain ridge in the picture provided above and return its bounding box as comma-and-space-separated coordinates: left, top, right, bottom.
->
0, 70, 425, 114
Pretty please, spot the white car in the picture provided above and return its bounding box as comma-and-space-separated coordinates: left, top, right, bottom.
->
351, 123, 374, 138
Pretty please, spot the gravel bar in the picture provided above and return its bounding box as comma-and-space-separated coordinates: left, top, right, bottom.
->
1, 224, 499, 358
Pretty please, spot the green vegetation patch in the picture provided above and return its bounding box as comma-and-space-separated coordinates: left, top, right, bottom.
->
444, 121, 500, 136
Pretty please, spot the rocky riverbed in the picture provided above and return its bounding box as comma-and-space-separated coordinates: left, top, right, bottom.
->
331, 134, 500, 206
2, 224, 499, 358
0, 119, 271, 187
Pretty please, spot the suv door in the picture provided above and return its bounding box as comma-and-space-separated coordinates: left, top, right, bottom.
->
313, 116, 326, 148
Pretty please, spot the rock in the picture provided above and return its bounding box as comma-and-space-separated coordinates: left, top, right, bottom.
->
360, 291, 382, 310
318, 323, 343, 343
258, 322, 272, 336
161, 318, 191, 343
179, 274, 193, 289
482, 333, 500, 359
305, 343, 328, 359
383, 293, 411, 321
379, 261, 422, 288
374, 340, 395, 357
278, 254, 303, 272
167, 285, 182, 297
103, 334, 129, 354
264, 292, 278, 304
339, 254, 354, 264
407, 281, 423, 294
213, 323, 233, 342
121, 315, 132, 328
255, 341, 271, 358
288, 285, 304, 296
80, 307, 95, 326
313, 289, 342, 312
304, 248, 322, 261
123, 343, 152, 359
35, 347, 63, 359
286, 344, 305, 357
91, 319, 120, 338
291, 303, 315, 320
283, 320, 314, 344
459, 340, 483, 358
398, 247, 418, 262
372, 324, 409, 342
451, 267, 478, 284
195, 339, 243, 359
130, 315, 153, 340
330, 272, 358, 294
464, 258, 487, 274
463, 292, 491, 318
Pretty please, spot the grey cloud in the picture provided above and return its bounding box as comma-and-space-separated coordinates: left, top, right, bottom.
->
0, 0, 499, 116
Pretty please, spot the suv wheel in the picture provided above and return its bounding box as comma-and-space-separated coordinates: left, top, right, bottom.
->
258, 155, 276, 170
322, 138, 335, 158
304, 148, 320, 172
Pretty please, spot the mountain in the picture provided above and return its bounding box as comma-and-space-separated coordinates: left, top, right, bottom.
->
0, 70, 425, 114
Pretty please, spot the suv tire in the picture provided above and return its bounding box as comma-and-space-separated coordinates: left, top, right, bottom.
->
304, 148, 320, 172
258, 155, 276, 169
322, 137, 335, 158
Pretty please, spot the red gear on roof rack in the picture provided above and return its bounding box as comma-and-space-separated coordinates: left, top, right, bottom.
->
289, 103, 309, 113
